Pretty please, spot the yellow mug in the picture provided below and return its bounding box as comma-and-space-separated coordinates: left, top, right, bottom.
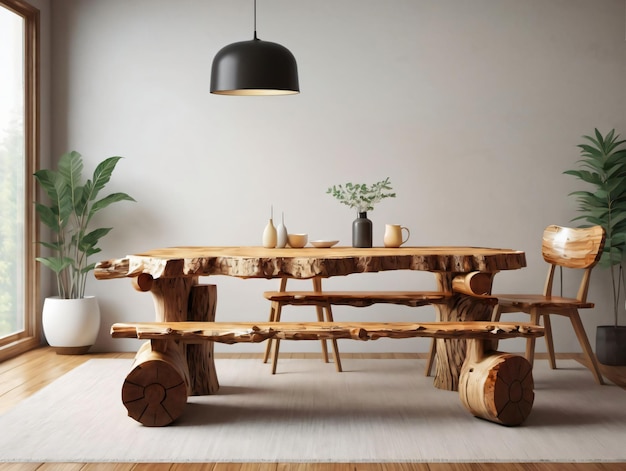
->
384, 224, 410, 248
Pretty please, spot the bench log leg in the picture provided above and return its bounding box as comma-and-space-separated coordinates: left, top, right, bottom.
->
121, 340, 189, 427
458, 338, 534, 426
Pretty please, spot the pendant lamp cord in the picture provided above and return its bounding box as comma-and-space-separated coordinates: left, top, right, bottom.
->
253, 0, 258, 40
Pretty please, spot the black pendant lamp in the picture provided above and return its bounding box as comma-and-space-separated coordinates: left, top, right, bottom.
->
210, 0, 299, 96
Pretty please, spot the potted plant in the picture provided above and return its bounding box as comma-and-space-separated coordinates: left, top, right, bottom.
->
34, 150, 135, 353
327, 177, 396, 248
564, 128, 626, 365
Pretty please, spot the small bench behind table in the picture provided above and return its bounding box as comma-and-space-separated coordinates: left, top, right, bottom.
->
111, 320, 544, 427
263, 271, 495, 375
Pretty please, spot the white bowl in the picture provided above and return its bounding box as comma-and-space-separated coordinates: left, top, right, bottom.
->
310, 240, 339, 248
288, 233, 308, 248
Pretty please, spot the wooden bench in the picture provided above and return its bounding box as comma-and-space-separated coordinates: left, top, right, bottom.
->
263, 291, 452, 307
111, 320, 544, 427
263, 272, 495, 375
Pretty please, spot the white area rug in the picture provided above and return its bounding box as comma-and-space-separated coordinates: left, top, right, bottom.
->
0, 358, 624, 463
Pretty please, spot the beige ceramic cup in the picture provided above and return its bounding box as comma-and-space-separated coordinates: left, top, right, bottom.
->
384, 224, 410, 248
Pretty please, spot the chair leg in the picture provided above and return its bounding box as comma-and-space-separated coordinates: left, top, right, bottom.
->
311, 277, 331, 364
265, 277, 288, 367
315, 305, 330, 363
491, 303, 502, 322
263, 301, 279, 364
569, 310, 605, 385
525, 308, 539, 367
542, 314, 556, 369
271, 337, 281, 375
270, 303, 283, 375
323, 304, 342, 372
425, 338, 436, 377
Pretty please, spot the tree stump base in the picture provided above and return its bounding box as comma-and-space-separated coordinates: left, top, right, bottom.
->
121, 341, 189, 426
459, 340, 534, 426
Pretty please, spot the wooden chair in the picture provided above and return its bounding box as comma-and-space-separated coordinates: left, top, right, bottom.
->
491, 224, 606, 385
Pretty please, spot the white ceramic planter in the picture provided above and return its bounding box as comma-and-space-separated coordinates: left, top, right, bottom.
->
42, 296, 101, 354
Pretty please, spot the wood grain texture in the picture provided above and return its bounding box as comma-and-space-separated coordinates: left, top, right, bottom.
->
262, 290, 451, 307
432, 272, 499, 391
459, 340, 534, 426
121, 341, 189, 427
451, 272, 494, 296
94, 246, 526, 280
541, 225, 605, 269
111, 321, 544, 343
186, 284, 219, 395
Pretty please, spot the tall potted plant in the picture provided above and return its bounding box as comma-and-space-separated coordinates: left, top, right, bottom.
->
327, 177, 396, 248
35, 151, 135, 353
564, 128, 626, 365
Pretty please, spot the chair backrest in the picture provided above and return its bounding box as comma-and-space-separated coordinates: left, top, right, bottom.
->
541, 225, 606, 301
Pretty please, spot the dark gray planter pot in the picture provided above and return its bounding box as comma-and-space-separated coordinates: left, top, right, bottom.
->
596, 325, 626, 366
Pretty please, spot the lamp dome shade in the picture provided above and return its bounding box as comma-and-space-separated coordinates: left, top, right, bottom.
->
210, 38, 299, 96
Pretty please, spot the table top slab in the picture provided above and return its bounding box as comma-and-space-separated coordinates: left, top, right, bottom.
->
94, 246, 526, 280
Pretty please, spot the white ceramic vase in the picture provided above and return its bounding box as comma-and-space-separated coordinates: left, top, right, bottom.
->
42, 296, 101, 354
276, 212, 288, 248
262, 218, 277, 248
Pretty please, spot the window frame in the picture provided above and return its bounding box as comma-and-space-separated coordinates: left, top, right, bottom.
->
0, 0, 40, 361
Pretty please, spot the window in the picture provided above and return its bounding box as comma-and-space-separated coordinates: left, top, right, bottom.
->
0, 0, 39, 360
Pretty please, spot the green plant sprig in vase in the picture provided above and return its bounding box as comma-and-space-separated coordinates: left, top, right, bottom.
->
326, 177, 396, 213
34, 150, 136, 299
326, 177, 396, 248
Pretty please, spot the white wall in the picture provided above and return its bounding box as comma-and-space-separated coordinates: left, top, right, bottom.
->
48, 0, 626, 353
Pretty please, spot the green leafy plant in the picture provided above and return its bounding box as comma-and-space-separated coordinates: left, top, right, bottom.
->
326, 177, 396, 213
564, 129, 626, 326
34, 151, 135, 299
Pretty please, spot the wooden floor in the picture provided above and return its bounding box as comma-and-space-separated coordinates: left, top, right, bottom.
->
1, 347, 625, 471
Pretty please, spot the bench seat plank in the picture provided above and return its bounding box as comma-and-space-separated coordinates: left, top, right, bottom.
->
111, 321, 544, 344
263, 291, 452, 307
494, 293, 595, 310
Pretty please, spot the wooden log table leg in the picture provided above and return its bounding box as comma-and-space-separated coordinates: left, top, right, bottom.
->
135, 275, 219, 395
187, 284, 219, 395
432, 273, 495, 391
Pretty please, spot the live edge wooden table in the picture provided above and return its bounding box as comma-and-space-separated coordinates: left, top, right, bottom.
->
94, 245, 527, 394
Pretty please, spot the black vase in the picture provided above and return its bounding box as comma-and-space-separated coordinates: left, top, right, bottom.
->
596, 325, 626, 366
352, 212, 373, 248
